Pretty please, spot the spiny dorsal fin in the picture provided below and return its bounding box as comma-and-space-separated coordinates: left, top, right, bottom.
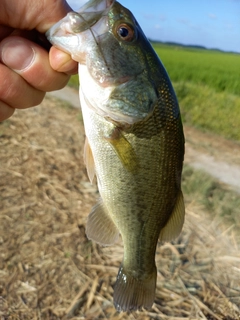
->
84, 137, 95, 184
86, 200, 119, 246
159, 190, 185, 242
104, 128, 138, 173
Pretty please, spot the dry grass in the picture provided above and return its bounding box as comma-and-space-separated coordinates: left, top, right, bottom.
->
0, 97, 239, 319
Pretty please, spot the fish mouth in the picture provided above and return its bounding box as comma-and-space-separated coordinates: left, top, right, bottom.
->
46, 0, 116, 57
46, 17, 79, 52
46, 0, 116, 38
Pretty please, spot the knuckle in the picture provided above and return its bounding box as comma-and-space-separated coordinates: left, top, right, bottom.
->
37, 70, 70, 92
30, 92, 45, 107
0, 76, 19, 103
0, 65, 45, 109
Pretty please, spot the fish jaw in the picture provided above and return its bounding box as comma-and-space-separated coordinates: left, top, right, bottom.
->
79, 64, 156, 125
46, 12, 109, 63
46, 1, 159, 125
46, 14, 80, 55
46, 0, 115, 62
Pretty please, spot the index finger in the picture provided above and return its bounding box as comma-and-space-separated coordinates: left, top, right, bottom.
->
49, 46, 78, 75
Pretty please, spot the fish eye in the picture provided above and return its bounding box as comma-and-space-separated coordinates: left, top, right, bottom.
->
116, 23, 135, 41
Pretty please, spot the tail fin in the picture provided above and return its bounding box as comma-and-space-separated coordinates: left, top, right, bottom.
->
113, 264, 156, 312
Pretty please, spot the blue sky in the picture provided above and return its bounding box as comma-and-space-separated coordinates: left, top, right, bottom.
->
68, 0, 240, 53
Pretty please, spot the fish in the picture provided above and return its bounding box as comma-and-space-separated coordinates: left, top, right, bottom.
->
46, 0, 185, 312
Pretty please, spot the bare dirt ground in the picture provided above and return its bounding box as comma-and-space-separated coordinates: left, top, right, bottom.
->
0, 93, 240, 320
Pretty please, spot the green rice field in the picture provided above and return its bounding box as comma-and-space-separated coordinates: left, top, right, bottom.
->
68, 43, 240, 141
153, 43, 240, 95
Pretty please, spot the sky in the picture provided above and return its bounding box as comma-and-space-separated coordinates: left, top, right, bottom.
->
67, 0, 240, 53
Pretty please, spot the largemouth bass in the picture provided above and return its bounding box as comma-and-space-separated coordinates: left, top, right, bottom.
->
47, 0, 185, 312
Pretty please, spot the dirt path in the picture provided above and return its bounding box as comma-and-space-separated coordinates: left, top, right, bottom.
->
184, 126, 240, 193
47, 87, 240, 194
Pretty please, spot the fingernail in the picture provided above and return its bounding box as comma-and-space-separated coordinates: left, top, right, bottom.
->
1, 39, 35, 71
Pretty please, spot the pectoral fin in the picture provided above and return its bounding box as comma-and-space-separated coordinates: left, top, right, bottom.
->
84, 137, 95, 184
86, 200, 119, 246
105, 128, 138, 173
159, 190, 185, 242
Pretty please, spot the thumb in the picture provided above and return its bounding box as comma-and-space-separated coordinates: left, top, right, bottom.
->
0, 36, 70, 92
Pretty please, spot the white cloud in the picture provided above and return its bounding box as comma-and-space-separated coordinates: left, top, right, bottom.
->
159, 15, 166, 22
177, 18, 189, 25
225, 23, 233, 29
143, 13, 156, 20
208, 13, 217, 19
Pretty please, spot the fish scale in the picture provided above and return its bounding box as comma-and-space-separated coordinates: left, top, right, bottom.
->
47, 0, 185, 312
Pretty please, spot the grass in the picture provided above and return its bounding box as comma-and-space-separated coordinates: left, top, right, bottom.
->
174, 81, 240, 141
68, 74, 79, 89
153, 44, 240, 141
153, 43, 240, 96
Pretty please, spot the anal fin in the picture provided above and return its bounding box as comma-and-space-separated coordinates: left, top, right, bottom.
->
86, 200, 119, 246
159, 190, 185, 242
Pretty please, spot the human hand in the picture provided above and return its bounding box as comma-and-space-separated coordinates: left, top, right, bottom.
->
0, 0, 78, 121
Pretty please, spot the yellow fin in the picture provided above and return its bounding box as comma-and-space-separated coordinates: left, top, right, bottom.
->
113, 263, 156, 312
84, 137, 95, 184
105, 128, 138, 173
86, 200, 119, 246
159, 190, 185, 242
